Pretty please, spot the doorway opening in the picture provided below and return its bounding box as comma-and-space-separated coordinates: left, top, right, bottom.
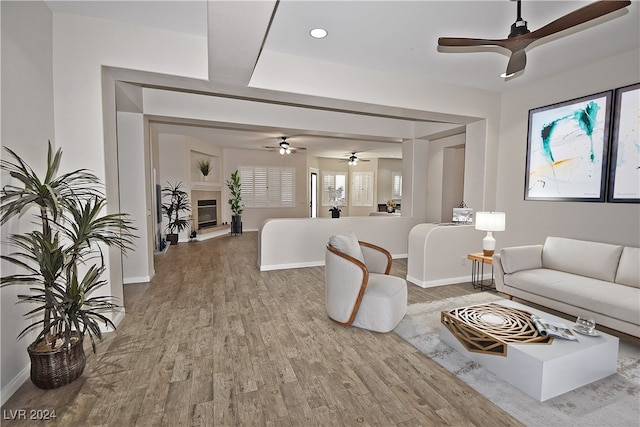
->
310, 169, 318, 218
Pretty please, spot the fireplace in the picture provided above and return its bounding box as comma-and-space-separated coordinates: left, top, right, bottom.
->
197, 199, 217, 229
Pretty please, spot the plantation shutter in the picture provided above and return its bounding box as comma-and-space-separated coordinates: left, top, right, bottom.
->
239, 166, 254, 207
280, 167, 295, 207
267, 167, 281, 207
351, 171, 374, 206
392, 172, 402, 198
322, 172, 347, 206
254, 166, 268, 207
239, 165, 295, 208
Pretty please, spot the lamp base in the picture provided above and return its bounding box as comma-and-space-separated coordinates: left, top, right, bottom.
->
483, 249, 495, 257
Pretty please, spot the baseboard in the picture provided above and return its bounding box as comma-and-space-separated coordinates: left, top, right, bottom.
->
407, 274, 473, 288
154, 243, 169, 255
260, 253, 407, 272
259, 260, 325, 271
391, 253, 408, 259
123, 275, 152, 284
111, 309, 126, 329
1, 363, 30, 407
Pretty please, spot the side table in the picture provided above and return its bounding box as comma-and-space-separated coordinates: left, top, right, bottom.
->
467, 252, 496, 291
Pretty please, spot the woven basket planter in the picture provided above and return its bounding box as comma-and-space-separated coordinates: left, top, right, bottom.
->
27, 336, 86, 389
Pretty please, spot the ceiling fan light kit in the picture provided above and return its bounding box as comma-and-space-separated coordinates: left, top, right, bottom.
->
279, 137, 291, 155
437, 0, 631, 78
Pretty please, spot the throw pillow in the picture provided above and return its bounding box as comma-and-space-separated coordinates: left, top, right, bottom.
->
329, 232, 365, 263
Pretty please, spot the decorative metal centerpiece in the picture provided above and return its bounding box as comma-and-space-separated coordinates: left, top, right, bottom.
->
441, 303, 552, 356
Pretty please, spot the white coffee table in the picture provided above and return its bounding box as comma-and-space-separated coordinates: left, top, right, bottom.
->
440, 299, 619, 401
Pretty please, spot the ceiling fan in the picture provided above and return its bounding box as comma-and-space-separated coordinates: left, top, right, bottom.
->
263, 137, 306, 155
339, 152, 371, 166
437, 0, 631, 77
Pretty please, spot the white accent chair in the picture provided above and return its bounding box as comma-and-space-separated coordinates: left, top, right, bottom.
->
325, 233, 407, 333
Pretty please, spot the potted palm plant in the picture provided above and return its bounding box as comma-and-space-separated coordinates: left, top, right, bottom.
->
0, 142, 136, 389
226, 170, 243, 235
161, 181, 191, 245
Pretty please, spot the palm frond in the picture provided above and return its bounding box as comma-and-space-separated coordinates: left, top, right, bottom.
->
1, 142, 135, 352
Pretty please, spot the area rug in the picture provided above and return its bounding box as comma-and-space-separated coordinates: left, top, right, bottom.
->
394, 293, 640, 427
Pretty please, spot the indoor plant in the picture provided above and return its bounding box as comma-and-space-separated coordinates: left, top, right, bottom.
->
161, 181, 191, 245
386, 199, 396, 213
226, 170, 243, 235
197, 158, 212, 181
328, 185, 344, 218
0, 142, 136, 389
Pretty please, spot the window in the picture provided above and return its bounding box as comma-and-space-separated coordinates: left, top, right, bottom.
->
392, 172, 402, 198
351, 171, 374, 207
322, 172, 347, 206
239, 166, 295, 208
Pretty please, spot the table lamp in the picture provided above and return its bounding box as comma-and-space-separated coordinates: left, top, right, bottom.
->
475, 212, 506, 257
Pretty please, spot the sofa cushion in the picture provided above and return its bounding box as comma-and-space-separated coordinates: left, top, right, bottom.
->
616, 247, 640, 288
329, 232, 364, 263
499, 245, 543, 274
506, 268, 640, 326
542, 237, 623, 282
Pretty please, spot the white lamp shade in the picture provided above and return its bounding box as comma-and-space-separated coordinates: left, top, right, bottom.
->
475, 212, 506, 232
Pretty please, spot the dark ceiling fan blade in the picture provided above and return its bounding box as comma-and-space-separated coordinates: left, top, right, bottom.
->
438, 37, 508, 48
527, 0, 631, 41
437, 0, 631, 76
505, 49, 527, 76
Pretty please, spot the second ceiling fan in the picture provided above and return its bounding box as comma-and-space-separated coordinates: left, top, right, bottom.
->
263, 137, 306, 155
437, 0, 631, 77
340, 152, 371, 166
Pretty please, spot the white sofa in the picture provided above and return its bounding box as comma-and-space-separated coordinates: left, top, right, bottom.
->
494, 236, 640, 338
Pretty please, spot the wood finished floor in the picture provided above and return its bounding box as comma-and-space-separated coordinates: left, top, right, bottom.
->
2, 232, 522, 426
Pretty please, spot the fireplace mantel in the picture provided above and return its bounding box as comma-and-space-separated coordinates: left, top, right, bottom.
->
192, 182, 222, 191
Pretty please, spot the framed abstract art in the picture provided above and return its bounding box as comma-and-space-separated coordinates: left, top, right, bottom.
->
607, 83, 640, 203
525, 90, 613, 202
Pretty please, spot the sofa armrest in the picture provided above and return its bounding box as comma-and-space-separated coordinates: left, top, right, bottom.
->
493, 254, 506, 292
499, 245, 544, 274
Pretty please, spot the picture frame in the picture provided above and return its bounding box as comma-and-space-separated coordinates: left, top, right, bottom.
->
607, 83, 640, 203
452, 208, 473, 224
524, 90, 613, 202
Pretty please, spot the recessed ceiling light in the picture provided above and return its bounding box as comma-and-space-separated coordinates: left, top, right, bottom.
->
310, 28, 328, 39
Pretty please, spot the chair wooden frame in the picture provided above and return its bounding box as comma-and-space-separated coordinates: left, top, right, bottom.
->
326, 241, 393, 326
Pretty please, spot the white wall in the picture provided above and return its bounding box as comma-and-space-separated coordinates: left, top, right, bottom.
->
1, 0, 55, 404
158, 134, 190, 242
407, 224, 486, 287
250, 50, 502, 213
426, 133, 467, 222
377, 158, 402, 205
117, 112, 154, 283
402, 139, 429, 219
222, 148, 310, 229
259, 216, 420, 271
496, 50, 640, 248
442, 146, 465, 221
52, 13, 207, 177
50, 11, 208, 304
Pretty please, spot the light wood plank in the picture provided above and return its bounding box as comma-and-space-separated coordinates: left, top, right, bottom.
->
1, 232, 525, 426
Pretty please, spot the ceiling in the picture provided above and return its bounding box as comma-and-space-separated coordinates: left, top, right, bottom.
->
46, 0, 639, 159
